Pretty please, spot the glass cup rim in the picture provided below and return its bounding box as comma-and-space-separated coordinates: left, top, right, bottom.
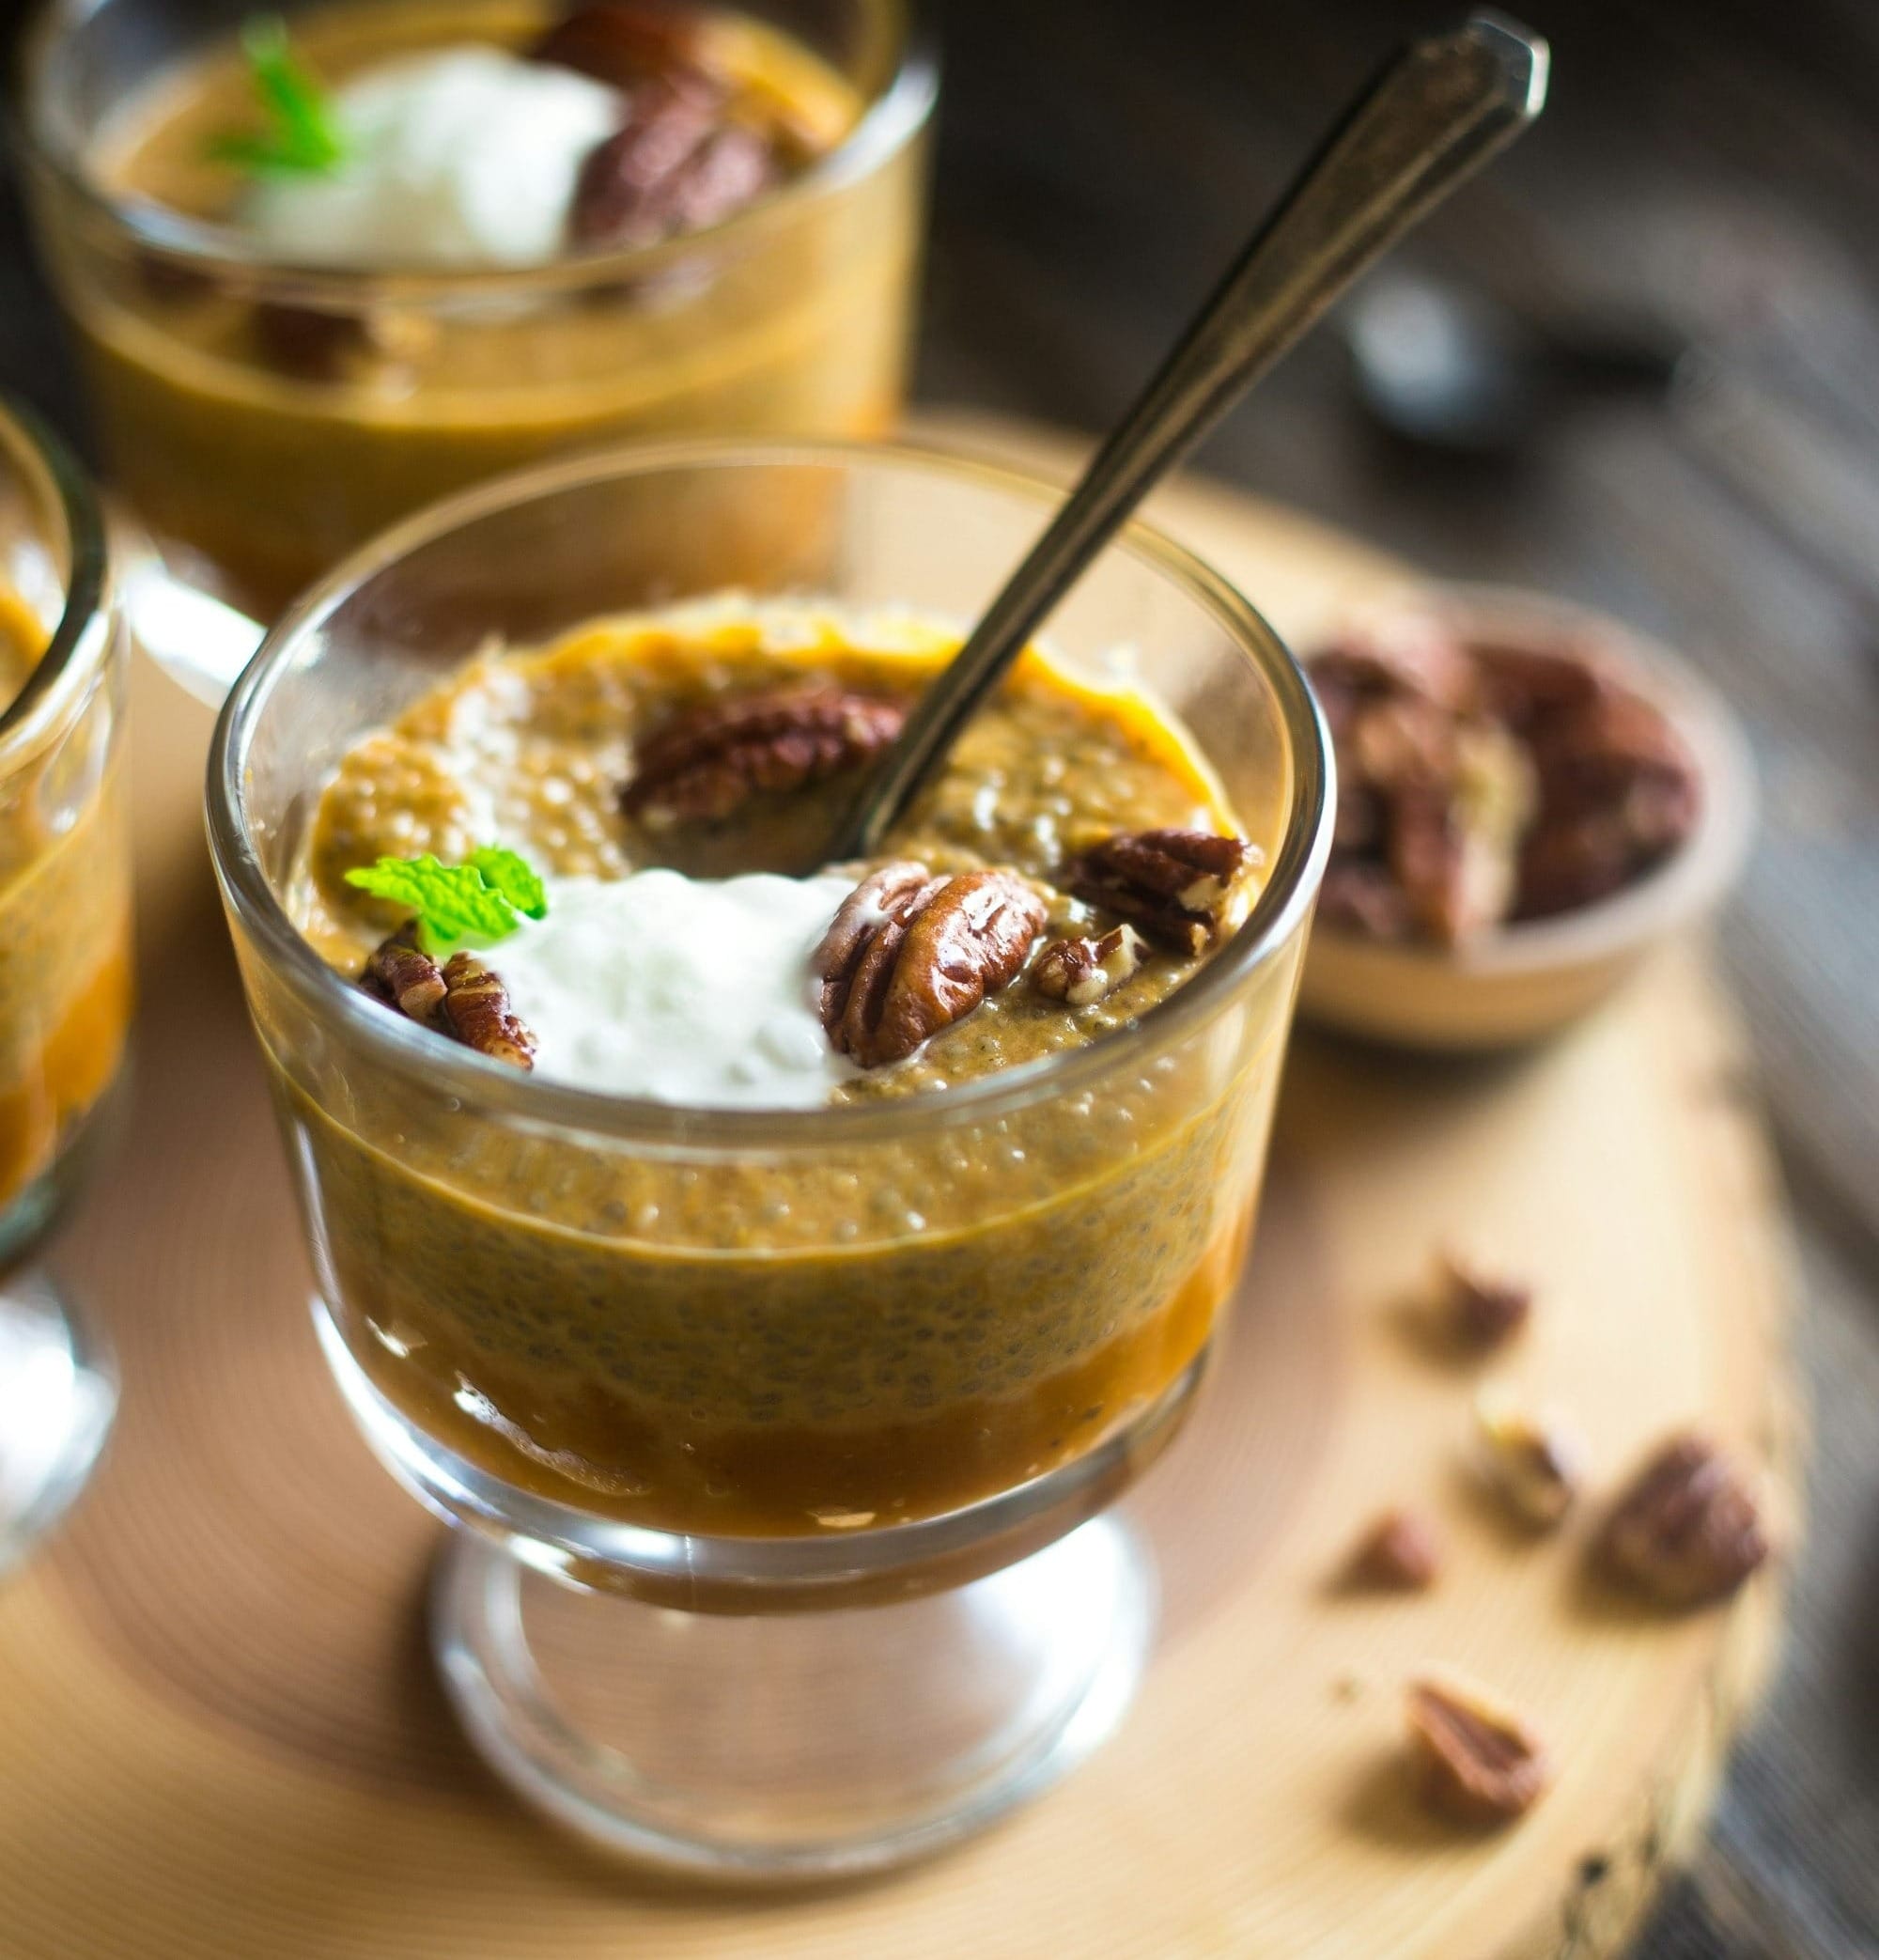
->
0, 391, 113, 772
206, 434, 1334, 1147
10, 0, 938, 298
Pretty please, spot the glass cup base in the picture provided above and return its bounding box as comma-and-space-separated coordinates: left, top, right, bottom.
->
0, 1273, 116, 1577
431, 1512, 1155, 1881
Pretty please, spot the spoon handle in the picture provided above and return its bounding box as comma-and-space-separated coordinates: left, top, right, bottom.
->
831, 10, 1548, 862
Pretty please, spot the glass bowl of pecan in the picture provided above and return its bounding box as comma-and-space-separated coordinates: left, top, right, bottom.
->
14, 0, 934, 622
205, 436, 1331, 1879
0, 394, 132, 1575
1300, 585, 1755, 1049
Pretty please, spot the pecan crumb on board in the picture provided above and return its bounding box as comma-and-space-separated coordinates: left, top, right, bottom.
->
1600, 1433, 1769, 1607
1405, 1674, 1551, 1826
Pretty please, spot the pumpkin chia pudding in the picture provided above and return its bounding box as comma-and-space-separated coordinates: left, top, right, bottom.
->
260, 599, 1297, 1536
21, 0, 930, 614
0, 583, 132, 1235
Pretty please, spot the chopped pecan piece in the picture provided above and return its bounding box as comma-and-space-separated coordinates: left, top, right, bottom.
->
1439, 1253, 1531, 1348
1347, 1507, 1442, 1591
439, 954, 536, 1070
1476, 1394, 1584, 1530
1061, 828, 1251, 955
1601, 1434, 1769, 1608
622, 687, 907, 826
360, 926, 447, 1021
1032, 925, 1147, 1006
1406, 1674, 1550, 1825
815, 867, 1047, 1067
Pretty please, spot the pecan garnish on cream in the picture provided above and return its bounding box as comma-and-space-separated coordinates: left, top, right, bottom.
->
815, 864, 1047, 1067
1060, 827, 1252, 955
621, 687, 907, 826
358, 929, 536, 1070
535, 5, 787, 251
1406, 1674, 1551, 1826
361, 926, 448, 1021
1600, 1433, 1769, 1608
1032, 924, 1147, 1006
439, 954, 537, 1069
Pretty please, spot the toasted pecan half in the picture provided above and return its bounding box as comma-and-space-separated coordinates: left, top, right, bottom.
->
1060, 827, 1251, 955
815, 865, 1047, 1066
622, 688, 907, 826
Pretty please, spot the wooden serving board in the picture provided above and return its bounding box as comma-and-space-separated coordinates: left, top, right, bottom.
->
0, 423, 1797, 1959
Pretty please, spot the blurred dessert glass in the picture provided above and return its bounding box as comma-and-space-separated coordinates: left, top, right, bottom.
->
13, 0, 934, 621
0, 395, 131, 1572
206, 439, 1332, 1876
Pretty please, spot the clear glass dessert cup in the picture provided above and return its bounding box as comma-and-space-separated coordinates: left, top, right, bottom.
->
0, 395, 132, 1576
12, 0, 935, 623
206, 439, 1332, 1879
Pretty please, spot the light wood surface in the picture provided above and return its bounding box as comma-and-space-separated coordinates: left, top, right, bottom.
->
0, 433, 1798, 1958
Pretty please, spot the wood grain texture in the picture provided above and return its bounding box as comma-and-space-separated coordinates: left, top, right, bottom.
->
0, 445, 1797, 1958
4, 6, 1872, 1948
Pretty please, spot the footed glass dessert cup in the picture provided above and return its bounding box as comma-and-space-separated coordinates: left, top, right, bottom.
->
206, 440, 1332, 1879
0, 397, 132, 1575
14, 0, 934, 622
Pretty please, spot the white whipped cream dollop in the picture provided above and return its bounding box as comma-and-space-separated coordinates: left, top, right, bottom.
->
243, 49, 623, 269
492, 869, 861, 1110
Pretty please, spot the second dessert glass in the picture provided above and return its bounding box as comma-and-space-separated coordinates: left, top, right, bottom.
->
0, 396, 132, 1574
206, 439, 1331, 1878
14, 0, 935, 622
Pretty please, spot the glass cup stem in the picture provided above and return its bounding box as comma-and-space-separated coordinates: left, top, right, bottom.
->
0, 1270, 116, 1576
432, 1514, 1156, 1880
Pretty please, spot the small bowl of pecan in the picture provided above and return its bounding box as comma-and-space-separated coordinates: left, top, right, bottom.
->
1299, 585, 1755, 1049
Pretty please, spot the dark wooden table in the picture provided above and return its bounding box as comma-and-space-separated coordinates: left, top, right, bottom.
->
4, 1, 1876, 1952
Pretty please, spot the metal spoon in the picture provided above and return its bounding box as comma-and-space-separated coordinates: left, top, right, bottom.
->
824, 9, 1549, 864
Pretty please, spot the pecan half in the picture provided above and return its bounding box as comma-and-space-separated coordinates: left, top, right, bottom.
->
439, 954, 536, 1070
813, 862, 938, 1022
1317, 860, 1414, 941
1032, 924, 1147, 1006
1600, 1434, 1769, 1608
360, 926, 447, 1022
1347, 1507, 1442, 1591
1439, 1252, 1532, 1348
1061, 828, 1251, 955
568, 79, 779, 248
621, 688, 907, 826
815, 867, 1047, 1067
1406, 1674, 1550, 1825
532, 2, 712, 87
1310, 612, 1480, 717
1476, 1394, 1585, 1530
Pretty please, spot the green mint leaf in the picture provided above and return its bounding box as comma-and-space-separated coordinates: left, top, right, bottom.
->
465, 846, 549, 922
207, 16, 349, 179
344, 854, 520, 954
